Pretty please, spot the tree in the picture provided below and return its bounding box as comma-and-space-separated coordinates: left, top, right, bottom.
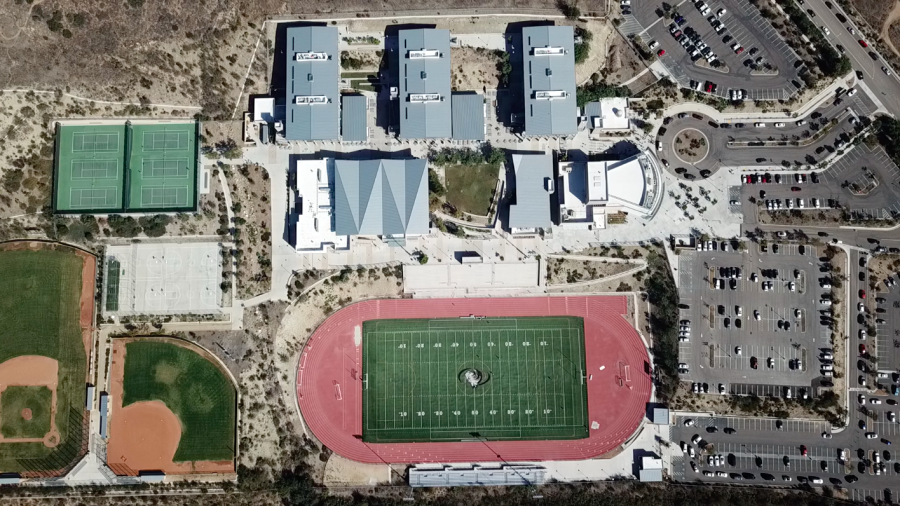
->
557, 0, 581, 19
427, 169, 445, 196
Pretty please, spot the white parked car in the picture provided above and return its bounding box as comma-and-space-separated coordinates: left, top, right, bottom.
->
789, 282, 796, 292
871, 398, 882, 405
649, 40, 659, 50
859, 302, 865, 312
775, 122, 785, 128
820, 299, 832, 306
754, 310, 761, 320
685, 419, 695, 427
847, 88, 857, 96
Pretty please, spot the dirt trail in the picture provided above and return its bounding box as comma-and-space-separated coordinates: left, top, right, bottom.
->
881, 0, 900, 58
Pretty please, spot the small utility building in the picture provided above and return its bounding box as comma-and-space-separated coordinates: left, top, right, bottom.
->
522, 26, 577, 136
398, 29, 452, 139
286, 26, 339, 141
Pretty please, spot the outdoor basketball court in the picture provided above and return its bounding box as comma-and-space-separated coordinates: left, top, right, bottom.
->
361, 316, 589, 443
53, 121, 198, 214
102, 242, 224, 316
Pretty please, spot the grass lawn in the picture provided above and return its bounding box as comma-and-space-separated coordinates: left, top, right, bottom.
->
122, 340, 236, 462
1, 386, 52, 439
0, 246, 87, 472
362, 317, 588, 443
444, 163, 498, 216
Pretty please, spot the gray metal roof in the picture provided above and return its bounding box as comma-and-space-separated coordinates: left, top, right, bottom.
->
285, 26, 339, 141
522, 26, 577, 136
639, 469, 663, 482
652, 407, 670, 425
399, 29, 452, 139
509, 154, 553, 230
451, 93, 485, 140
341, 94, 367, 141
333, 159, 429, 236
409, 466, 547, 488
584, 101, 601, 123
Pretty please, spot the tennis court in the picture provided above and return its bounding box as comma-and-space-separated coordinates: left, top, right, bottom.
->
53, 125, 125, 212
52, 122, 198, 214
128, 123, 198, 211
361, 316, 589, 444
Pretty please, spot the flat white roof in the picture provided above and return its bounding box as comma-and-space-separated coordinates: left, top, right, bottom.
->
598, 98, 629, 130
294, 159, 348, 252
253, 97, 275, 123
403, 262, 539, 293
586, 162, 608, 203
104, 242, 223, 316
605, 158, 646, 208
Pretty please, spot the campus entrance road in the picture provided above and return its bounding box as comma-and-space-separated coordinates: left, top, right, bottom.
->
803, 0, 900, 116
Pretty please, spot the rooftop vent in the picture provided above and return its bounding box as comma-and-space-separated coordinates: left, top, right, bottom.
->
533, 46, 566, 56
296, 52, 328, 61
534, 90, 567, 100
409, 93, 442, 103
295, 95, 328, 105
408, 49, 441, 59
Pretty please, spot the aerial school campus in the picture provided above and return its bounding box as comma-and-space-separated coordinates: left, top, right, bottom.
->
8, 0, 900, 500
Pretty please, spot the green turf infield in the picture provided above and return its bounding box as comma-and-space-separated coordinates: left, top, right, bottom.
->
122, 340, 236, 462
362, 317, 588, 443
1, 386, 52, 439
0, 246, 87, 472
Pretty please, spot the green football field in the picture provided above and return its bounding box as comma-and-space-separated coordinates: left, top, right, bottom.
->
122, 340, 236, 462
361, 317, 589, 443
0, 247, 87, 472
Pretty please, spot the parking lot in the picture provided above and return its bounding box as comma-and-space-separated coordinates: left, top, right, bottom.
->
874, 279, 900, 374
678, 242, 832, 395
821, 144, 900, 220
628, 0, 802, 99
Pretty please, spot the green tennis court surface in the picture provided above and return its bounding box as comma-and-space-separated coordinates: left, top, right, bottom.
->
53, 122, 198, 213
53, 125, 125, 212
362, 317, 589, 443
127, 124, 197, 211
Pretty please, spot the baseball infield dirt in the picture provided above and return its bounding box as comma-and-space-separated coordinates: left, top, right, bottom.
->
0, 355, 60, 447
107, 340, 234, 475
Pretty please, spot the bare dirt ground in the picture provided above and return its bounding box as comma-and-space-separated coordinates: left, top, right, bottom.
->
450, 47, 500, 91
225, 162, 272, 299
187, 270, 404, 484
323, 454, 390, 486
273, 269, 404, 482
546, 257, 637, 285
880, 0, 900, 57
851, 0, 895, 44
868, 254, 900, 289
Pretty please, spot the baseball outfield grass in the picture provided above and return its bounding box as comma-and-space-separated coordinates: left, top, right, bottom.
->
122, 340, 236, 462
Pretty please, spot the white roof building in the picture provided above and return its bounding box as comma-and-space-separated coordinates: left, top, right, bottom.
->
584, 98, 630, 132
558, 152, 658, 228
293, 159, 349, 253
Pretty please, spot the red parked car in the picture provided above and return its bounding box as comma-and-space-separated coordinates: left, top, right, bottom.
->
658, 49, 666, 57
801, 445, 808, 457
860, 39, 868, 48
860, 344, 867, 355
860, 289, 866, 299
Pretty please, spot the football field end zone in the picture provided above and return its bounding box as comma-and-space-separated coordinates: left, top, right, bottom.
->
361, 316, 589, 444
297, 296, 653, 464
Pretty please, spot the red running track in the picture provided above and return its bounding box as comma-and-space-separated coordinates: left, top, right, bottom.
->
296, 296, 651, 463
